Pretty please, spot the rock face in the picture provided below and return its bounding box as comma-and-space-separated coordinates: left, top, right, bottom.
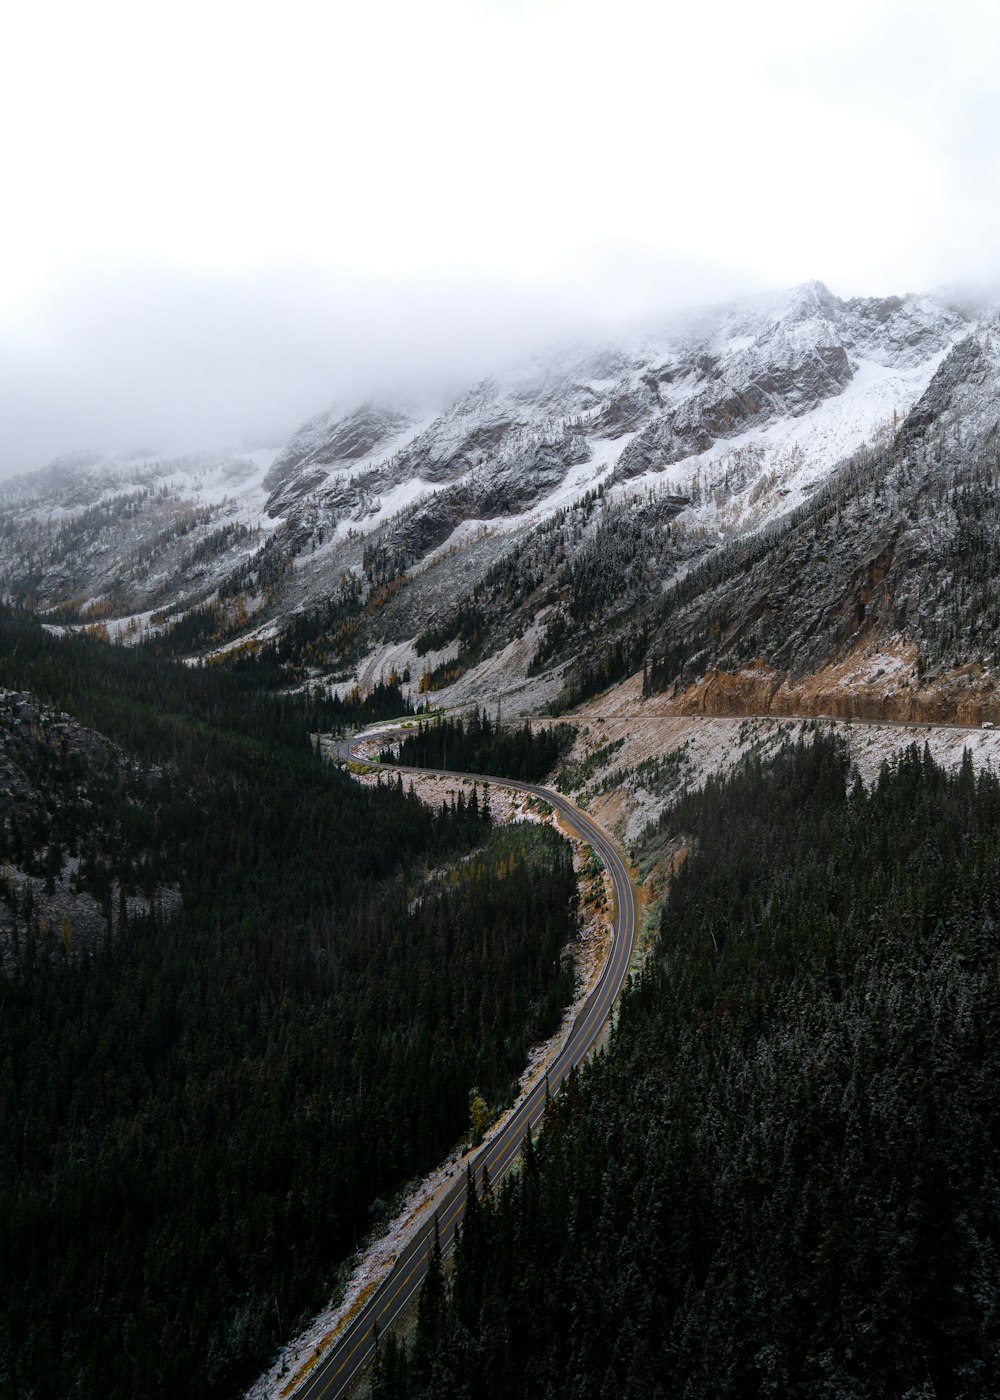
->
387, 429, 593, 559
263, 404, 415, 516
0, 690, 179, 968
669, 659, 1000, 728
613, 285, 963, 483
0, 279, 993, 718
615, 342, 855, 481
633, 319, 1000, 723
897, 332, 1000, 457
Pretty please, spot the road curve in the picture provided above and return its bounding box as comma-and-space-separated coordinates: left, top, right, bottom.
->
295, 735, 639, 1400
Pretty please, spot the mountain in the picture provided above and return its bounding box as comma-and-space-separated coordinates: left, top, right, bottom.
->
0, 280, 994, 719
640, 324, 1000, 724
7, 277, 1000, 1400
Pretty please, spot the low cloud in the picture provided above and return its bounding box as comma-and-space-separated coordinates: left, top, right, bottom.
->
0, 255, 762, 479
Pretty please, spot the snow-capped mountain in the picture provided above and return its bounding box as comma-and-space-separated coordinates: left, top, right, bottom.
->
260, 280, 970, 552
1, 280, 996, 716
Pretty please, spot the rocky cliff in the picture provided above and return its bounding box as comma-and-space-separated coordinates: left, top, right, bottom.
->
0, 280, 994, 721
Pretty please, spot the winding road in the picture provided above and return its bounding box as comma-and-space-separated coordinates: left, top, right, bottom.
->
293, 734, 639, 1400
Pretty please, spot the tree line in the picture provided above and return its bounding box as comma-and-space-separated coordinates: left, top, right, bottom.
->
0, 611, 579, 1398
381, 710, 575, 783
373, 732, 1000, 1398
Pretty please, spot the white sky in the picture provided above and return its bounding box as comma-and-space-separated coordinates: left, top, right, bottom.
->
1, 0, 998, 473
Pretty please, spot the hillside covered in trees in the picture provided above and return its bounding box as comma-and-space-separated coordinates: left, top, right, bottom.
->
375, 733, 1000, 1399
381, 710, 575, 783
0, 614, 579, 1398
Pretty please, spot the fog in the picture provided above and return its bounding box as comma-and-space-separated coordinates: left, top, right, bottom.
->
0, 255, 763, 478
1, 0, 998, 478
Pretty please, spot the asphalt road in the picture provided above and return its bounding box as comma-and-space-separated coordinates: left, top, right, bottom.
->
295, 736, 639, 1400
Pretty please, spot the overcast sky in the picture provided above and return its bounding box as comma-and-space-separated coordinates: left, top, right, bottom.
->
1, 0, 998, 476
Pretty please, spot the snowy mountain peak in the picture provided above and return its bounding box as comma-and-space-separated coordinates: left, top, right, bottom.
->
775, 278, 839, 319
0, 279, 987, 708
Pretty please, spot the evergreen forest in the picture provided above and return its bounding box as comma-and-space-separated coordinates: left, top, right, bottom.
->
374, 733, 1000, 1399
0, 614, 579, 1398
381, 711, 575, 784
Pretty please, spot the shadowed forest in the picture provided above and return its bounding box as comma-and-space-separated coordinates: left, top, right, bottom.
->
374, 734, 1000, 1399
0, 615, 578, 1398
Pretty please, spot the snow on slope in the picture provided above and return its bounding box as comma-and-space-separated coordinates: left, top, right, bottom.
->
360, 284, 969, 566
159, 447, 281, 522
0, 281, 983, 651
619, 345, 953, 543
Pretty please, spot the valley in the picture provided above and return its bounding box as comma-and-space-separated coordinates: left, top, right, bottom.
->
253, 700, 1000, 1400
256, 732, 638, 1400
371, 727, 1000, 1399
4, 276, 1000, 1398
7, 0, 1000, 1386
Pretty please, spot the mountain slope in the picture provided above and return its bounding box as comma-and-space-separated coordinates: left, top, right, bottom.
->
636, 326, 1000, 724
0, 281, 988, 718
374, 734, 1000, 1400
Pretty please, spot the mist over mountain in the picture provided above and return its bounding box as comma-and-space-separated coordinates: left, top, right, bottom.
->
7, 0, 1000, 1394
0, 256, 774, 480
4, 276, 998, 725
7, 273, 1000, 1399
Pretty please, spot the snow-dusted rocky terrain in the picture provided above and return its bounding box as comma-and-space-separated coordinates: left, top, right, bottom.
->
8, 279, 1000, 1400
2, 280, 996, 715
